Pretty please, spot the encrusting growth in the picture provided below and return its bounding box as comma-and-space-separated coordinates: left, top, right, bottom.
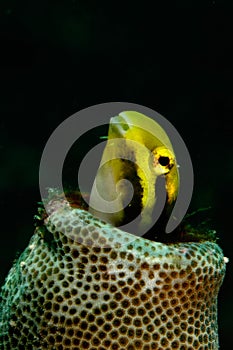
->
0, 192, 226, 349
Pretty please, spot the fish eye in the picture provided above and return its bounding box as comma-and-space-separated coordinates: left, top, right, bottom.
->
158, 156, 170, 166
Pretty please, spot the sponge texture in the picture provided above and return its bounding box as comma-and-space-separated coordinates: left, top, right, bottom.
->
0, 201, 226, 350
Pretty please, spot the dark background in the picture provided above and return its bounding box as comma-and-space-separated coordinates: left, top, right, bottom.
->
0, 1, 232, 348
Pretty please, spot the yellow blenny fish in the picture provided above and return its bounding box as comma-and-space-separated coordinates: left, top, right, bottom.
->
89, 111, 179, 237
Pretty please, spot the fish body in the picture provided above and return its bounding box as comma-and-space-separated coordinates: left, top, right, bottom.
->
89, 111, 179, 235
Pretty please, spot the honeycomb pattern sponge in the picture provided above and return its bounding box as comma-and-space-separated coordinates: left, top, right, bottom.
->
0, 198, 226, 350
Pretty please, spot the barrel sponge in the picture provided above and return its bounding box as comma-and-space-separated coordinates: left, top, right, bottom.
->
0, 198, 226, 349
